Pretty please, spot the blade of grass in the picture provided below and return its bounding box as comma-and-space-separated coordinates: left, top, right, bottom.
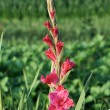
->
26, 64, 43, 101
0, 32, 3, 63
0, 89, 2, 110
75, 87, 85, 110
23, 69, 29, 90
82, 97, 85, 110
75, 72, 93, 110
0, 33, 3, 110
0, 32, 3, 50
9, 87, 16, 110
18, 93, 25, 110
35, 93, 40, 110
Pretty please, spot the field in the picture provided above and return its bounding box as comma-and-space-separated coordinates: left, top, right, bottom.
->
0, 0, 110, 110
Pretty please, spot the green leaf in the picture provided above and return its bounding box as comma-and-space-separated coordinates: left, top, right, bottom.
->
23, 69, 29, 90
0, 32, 3, 63
18, 93, 25, 110
0, 77, 8, 92
75, 72, 93, 110
85, 95, 94, 103
0, 89, 2, 110
26, 64, 43, 101
35, 93, 40, 110
0, 32, 3, 50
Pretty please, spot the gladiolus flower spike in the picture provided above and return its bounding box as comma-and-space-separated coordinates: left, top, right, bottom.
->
40, 0, 76, 110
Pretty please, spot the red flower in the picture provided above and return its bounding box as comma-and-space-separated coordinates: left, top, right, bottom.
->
50, 10, 55, 19
56, 85, 64, 91
56, 41, 64, 55
52, 27, 58, 37
44, 21, 51, 30
48, 104, 56, 110
43, 34, 53, 48
45, 48, 56, 62
48, 86, 74, 110
41, 69, 59, 87
61, 58, 75, 77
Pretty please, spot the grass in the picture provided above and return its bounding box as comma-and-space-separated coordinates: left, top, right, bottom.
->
0, 15, 110, 44
0, 0, 110, 18
0, 89, 3, 110
0, 32, 3, 64
0, 16, 110, 110
75, 72, 93, 110
0, 32, 3, 50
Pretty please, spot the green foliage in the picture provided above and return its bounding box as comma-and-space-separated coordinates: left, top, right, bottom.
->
0, 17, 110, 110
0, 32, 3, 50
75, 72, 93, 110
0, 0, 110, 18
0, 89, 3, 110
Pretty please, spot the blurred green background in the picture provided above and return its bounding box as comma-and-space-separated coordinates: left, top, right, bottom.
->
0, 0, 110, 110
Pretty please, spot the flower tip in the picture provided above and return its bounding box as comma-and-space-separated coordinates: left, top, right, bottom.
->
56, 41, 64, 55
43, 34, 49, 42
43, 20, 49, 25
61, 58, 76, 77
44, 21, 51, 30
52, 27, 58, 37
50, 10, 55, 19
45, 48, 56, 62
43, 34, 53, 48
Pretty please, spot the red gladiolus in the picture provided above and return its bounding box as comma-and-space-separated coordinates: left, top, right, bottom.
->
43, 34, 53, 48
44, 21, 51, 30
61, 58, 75, 77
52, 27, 58, 37
45, 48, 56, 62
48, 86, 74, 110
56, 85, 64, 91
41, 69, 59, 87
41, 1, 76, 110
56, 41, 64, 55
50, 10, 55, 19
48, 104, 56, 110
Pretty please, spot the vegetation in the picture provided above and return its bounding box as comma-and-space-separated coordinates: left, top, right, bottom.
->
0, 0, 110, 110
0, 0, 110, 18
0, 16, 110, 109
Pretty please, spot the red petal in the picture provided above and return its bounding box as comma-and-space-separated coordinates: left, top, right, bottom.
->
52, 27, 58, 37
45, 48, 56, 62
44, 21, 51, 30
43, 35, 53, 48
50, 10, 55, 19
61, 58, 75, 77
56, 41, 64, 55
